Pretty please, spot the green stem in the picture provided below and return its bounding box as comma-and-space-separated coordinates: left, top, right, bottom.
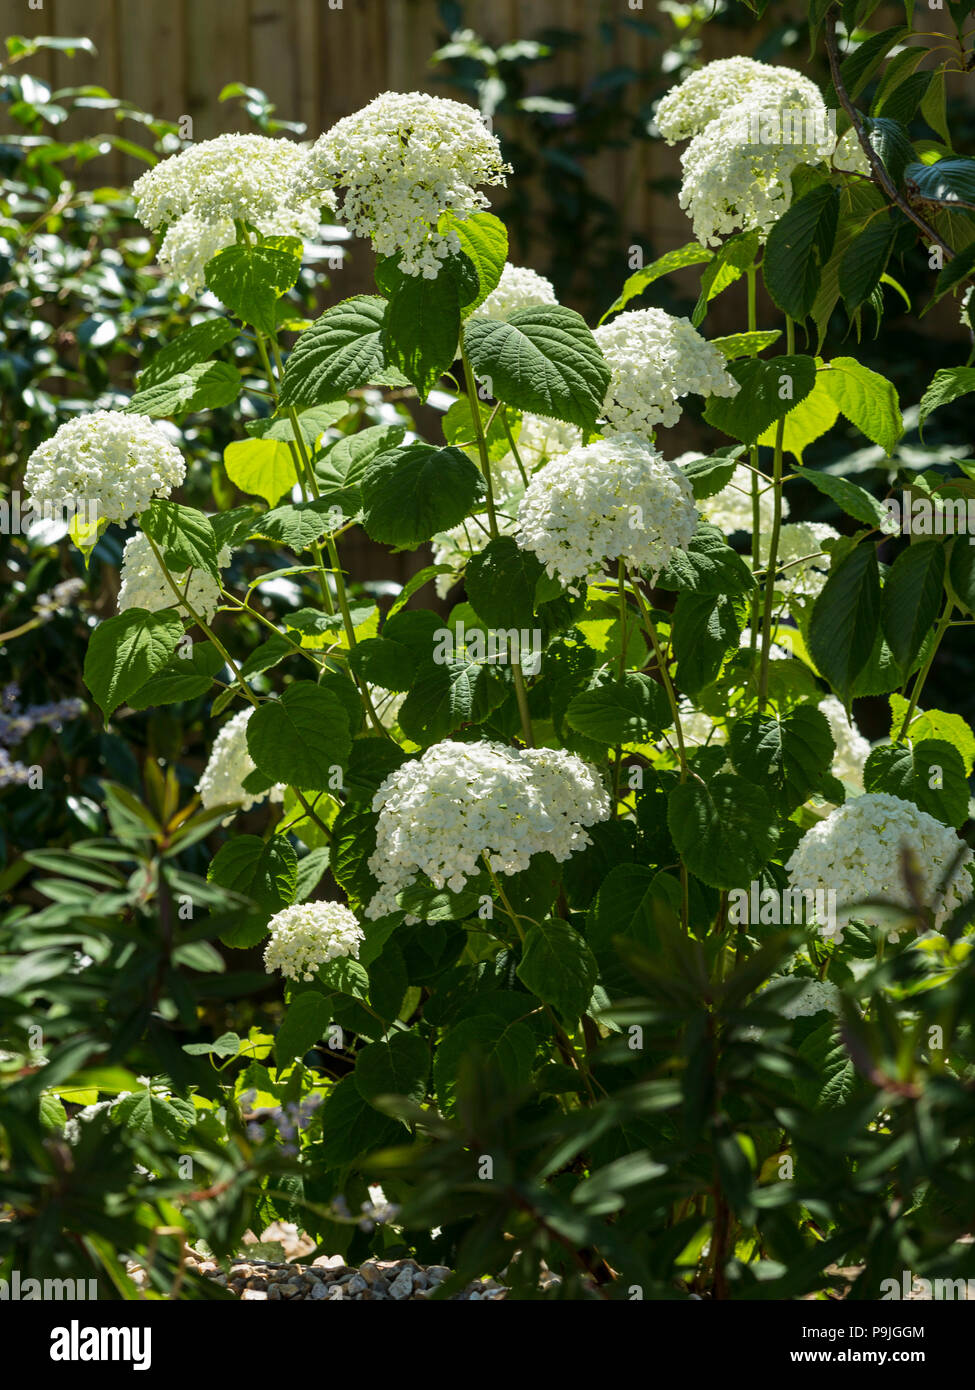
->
462, 347, 534, 748
757, 314, 794, 713
143, 535, 257, 708
897, 605, 952, 740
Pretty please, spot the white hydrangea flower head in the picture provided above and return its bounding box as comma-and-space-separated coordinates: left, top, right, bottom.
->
594, 309, 739, 433
819, 695, 870, 788
678, 100, 833, 247
301, 91, 510, 278
133, 133, 326, 230
760, 521, 839, 599
264, 901, 364, 982
786, 791, 974, 939
366, 739, 610, 920
24, 411, 186, 526
369, 685, 406, 731
476, 263, 558, 320
158, 202, 323, 295
831, 127, 872, 176
759, 977, 841, 1019
515, 433, 698, 591
694, 461, 789, 537
656, 57, 826, 143
431, 413, 583, 598
117, 532, 231, 621
669, 697, 726, 749
196, 707, 284, 817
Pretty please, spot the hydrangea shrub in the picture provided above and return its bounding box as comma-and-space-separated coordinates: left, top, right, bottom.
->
11, 8, 975, 1298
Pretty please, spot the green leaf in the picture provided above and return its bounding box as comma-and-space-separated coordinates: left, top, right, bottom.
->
728, 706, 834, 814
667, 773, 778, 890
320, 1074, 403, 1165
224, 438, 298, 507
279, 296, 393, 407
247, 403, 350, 445
126, 360, 242, 417
252, 499, 339, 552
793, 465, 889, 528
138, 317, 238, 388
354, 1031, 428, 1107
948, 533, 975, 616
703, 356, 817, 444
600, 242, 712, 323
246, 684, 352, 791
808, 541, 881, 706
127, 642, 226, 709
360, 444, 483, 548
141, 500, 218, 575
433, 1015, 536, 1103
710, 330, 781, 359
441, 210, 508, 312
516, 918, 597, 1020
672, 592, 743, 696
565, 673, 672, 744
839, 211, 897, 313
398, 657, 504, 744
462, 305, 610, 431
692, 232, 759, 326
208, 834, 298, 913
905, 156, 975, 206
763, 185, 839, 321
754, 374, 839, 461
818, 357, 903, 454
864, 738, 969, 827
919, 68, 950, 144
205, 235, 302, 335
919, 367, 975, 431
268, 994, 327, 1068
381, 261, 461, 399
657, 523, 756, 596
678, 447, 744, 500
466, 536, 545, 629
84, 609, 185, 720
889, 696, 975, 774
347, 636, 416, 692
115, 1087, 195, 1140
830, 25, 910, 104
316, 423, 406, 507
881, 540, 946, 671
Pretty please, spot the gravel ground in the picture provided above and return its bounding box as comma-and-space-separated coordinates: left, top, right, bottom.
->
186, 1250, 508, 1300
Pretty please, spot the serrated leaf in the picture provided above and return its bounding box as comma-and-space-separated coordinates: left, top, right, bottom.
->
516, 918, 597, 1020
360, 444, 483, 548
864, 738, 968, 827
667, 773, 777, 889
126, 360, 242, 417
881, 540, 946, 671
279, 296, 393, 407
246, 684, 352, 791
205, 236, 302, 335
728, 706, 834, 814
463, 305, 610, 430
703, 355, 817, 444
84, 609, 185, 720
565, 673, 671, 744
208, 834, 298, 913
808, 541, 881, 707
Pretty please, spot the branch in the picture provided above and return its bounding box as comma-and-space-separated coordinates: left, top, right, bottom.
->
824, 7, 955, 260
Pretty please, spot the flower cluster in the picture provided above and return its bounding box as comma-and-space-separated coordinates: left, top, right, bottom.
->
132, 134, 329, 295
594, 309, 738, 433
693, 461, 789, 537
655, 57, 825, 144
515, 433, 698, 590
432, 413, 581, 597
657, 58, 851, 246
476, 263, 558, 320
34, 578, 85, 618
760, 521, 839, 599
819, 695, 870, 788
0, 683, 84, 747
300, 91, 510, 278
366, 740, 610, 920
263, 901, 364, 982
117, 532, 232, 622
786, 792, 974, 938
196, 707, 283, 817
24, 411, 186, 526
